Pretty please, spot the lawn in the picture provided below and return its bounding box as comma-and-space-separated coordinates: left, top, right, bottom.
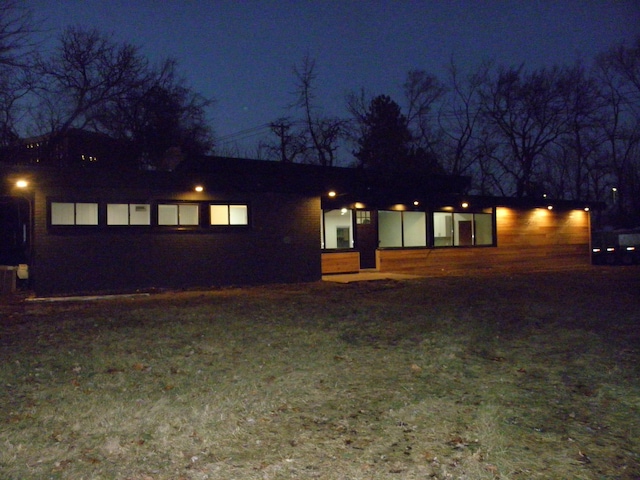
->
1, 267, 639, 479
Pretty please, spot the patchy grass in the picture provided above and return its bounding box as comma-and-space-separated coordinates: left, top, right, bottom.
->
1, 267, 639, 479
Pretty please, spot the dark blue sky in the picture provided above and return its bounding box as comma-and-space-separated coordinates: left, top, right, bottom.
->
26, 1, 640, 157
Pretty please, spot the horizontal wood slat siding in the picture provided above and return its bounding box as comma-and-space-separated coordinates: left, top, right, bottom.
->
377, 244, 590, 275
321, 252, 360, 274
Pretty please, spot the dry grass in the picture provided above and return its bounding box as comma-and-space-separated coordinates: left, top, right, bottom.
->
1, 267, 639, 479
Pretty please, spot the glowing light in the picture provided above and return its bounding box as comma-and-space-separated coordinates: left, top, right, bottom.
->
340, 208, 348, 214
194, 185, 204, 192
584, 207, 590, 212
547, 205, 553, 210
461, 202, 469, 208
328, 191, 336, 198
16, 180, 28, 188
413, 200, 419, 206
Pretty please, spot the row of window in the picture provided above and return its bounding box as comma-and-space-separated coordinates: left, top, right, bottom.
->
49, 202, 494, 249
50, 202, 249, 227
322, 209, 495, 249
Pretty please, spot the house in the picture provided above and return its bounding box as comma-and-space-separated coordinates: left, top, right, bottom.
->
1, 156, 596, 296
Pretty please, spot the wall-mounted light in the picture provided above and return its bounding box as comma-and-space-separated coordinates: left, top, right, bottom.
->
194, 185, 204, 192
16, 180, 29, 188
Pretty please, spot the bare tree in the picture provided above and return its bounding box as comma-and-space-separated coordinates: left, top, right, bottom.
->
594, 39, 640, 226
479, 65, 571, 197
264, 117, 307, 162
403, 69, 446, 159
0, 1, 36, 148
542, 64, 605, 201
0, 0, 36, 68
290, 55, 348, 166
94, 58, 214, 169
438, 60, 492, 182
34, 27, 151, 138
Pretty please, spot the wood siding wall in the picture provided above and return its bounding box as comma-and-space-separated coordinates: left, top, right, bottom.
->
30, 188, 321, 296
321, 251, 360, 274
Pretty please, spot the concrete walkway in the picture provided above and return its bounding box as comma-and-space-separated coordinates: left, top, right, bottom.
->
322, 270, 423, 283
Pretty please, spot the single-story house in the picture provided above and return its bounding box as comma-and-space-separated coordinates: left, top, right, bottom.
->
1, 157, 596, 296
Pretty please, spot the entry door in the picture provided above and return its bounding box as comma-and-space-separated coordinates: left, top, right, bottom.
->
458, 220, 473, 246
355, 210, 377, 269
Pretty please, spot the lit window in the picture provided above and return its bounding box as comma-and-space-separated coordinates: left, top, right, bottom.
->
158, 203, 199, 226
107, 203, 151, 225
433, 211, 494, 247
378, 210, 427, 247
322, 209, 353, 249
51, 202, 98, 225
210, 204, 249, 225
356, 210, 371, 224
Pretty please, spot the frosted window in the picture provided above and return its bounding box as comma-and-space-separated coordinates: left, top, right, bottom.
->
210, 205, 229, 225
51, 202, 97, 225
378, 210, 402, 247
107, 204, 151, 225
51, 202, 75, 225
107, 204, 129, 225
229, 205, 248, 225
158, 204, 178, 225
403, 211, 427, 247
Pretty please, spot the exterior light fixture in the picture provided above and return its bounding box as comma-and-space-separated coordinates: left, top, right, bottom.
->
461, 202, 469, 208
547, 205, 553, 210
584, 207, 590, 212
328, 191, 337, 198
194, 185, 204, 192
16, 180, 28, 188
413, 200, 419, 206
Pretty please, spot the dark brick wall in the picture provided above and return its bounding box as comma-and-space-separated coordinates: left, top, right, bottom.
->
30, 186, 321, 296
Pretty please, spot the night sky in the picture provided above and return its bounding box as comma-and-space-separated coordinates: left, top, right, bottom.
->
25, 1, 640, 158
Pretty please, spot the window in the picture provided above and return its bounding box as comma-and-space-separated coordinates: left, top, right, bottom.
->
378, 210, 427, 247
356, 210, 371, 225
378, 210, 402, 247
158, 203, 199, 226
433, 211, 494, 247
403, 211, 427, 247
210, 204, 248, 225
51, 202, 98, 225
107, 203, 151, 225
322, 209, 353, 249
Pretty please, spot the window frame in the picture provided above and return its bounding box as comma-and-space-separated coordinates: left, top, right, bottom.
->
209, 203, 250, 227
432, 209, 495, 248
49, 201, 100, 227
106, 202, 152, 226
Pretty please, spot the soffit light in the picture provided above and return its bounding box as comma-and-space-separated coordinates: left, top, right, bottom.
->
328, 190, 337, 198
194, 185, 204, 192
461, 202, 469, 208
16, 180, 28, 188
